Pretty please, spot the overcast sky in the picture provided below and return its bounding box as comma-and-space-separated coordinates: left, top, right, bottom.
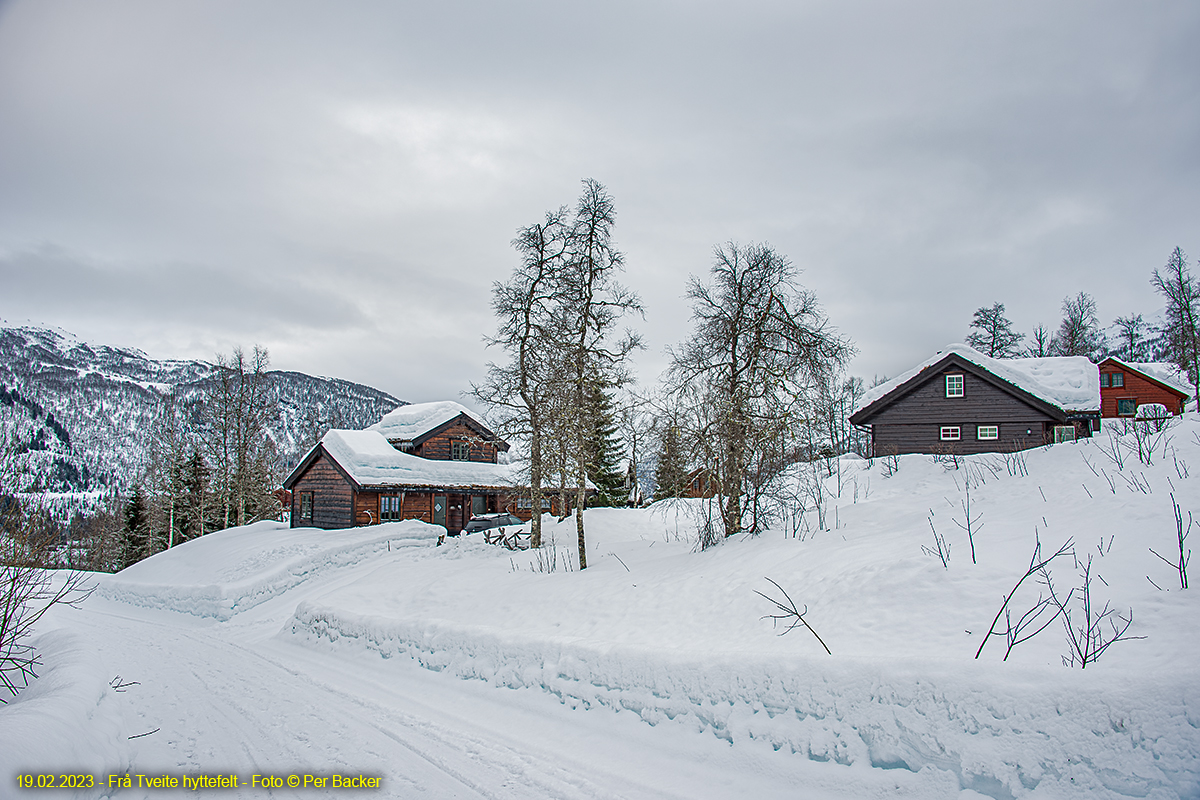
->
1, 1, 1197, 408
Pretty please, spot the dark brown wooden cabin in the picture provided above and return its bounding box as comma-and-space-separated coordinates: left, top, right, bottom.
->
1097, 358, 1189, 418
285, 443, 516, 531
849, 352, 1098, 456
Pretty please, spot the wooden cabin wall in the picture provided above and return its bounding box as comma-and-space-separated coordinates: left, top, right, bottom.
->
1099, 367, 1187, 417
289, 455, 354, 529
413, 421, 499, 463
869, 369, 1056, 455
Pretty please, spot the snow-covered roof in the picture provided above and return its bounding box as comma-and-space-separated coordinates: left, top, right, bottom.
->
368, 401, 492, 443
318, 429, 519, 490
1104, 358, 1192, 397
860, 344, 1100, 414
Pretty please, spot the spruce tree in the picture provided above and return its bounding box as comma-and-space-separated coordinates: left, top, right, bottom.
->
653, 423, 688, 501
121, 486, 149, 570
583, 379, 627, 507
179, 448, 210, 541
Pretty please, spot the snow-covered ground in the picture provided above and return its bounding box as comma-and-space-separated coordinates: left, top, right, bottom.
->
4, 416, 1200, 799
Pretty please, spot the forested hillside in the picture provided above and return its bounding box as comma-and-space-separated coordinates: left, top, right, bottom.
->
0, 324, 405, 497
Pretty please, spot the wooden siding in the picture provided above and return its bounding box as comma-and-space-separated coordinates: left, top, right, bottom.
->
867, 368, 1058, 455
872, 421, 1050, 456
1099, 364, 1187, 418
290, 454, 354, 529
412, 420, 500, 463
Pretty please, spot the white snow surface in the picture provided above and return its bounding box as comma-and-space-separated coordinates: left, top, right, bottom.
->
862, 344, 1101, 413
5, 417, 1200, 798
319, 429, 519, 489
368, 400, 488, 443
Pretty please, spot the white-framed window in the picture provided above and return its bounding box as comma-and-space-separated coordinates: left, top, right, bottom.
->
945, 374, 964, 398
1053, 425, 1076, 444
940, 426, 961, 441
977, 425, 999, 440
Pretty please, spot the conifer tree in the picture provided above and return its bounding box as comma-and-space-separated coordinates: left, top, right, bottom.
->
652, 423, 689, 501
179, 448, 210, 541
583, 378, 626, 507
121, 486, 149, 570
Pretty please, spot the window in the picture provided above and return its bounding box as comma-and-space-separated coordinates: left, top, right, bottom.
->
945, 374, 964, 398
380, 495, 402, 522
1117, 398, 1136, 416
451, 440, 469, 460
1111, 372, 1124, 388
977, 425, 999, 440
517, 497, 553, 510
940, 426, 961, 441
1053, 425, 1076, 444
1099, 373, 1109, 388
299, 492, 313, 521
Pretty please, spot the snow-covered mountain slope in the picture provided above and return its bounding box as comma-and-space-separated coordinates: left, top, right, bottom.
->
0, 324, 404, 495
4, 416, 1199, 799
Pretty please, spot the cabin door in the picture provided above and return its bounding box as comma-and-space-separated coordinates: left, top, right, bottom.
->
433, 495, 447, 529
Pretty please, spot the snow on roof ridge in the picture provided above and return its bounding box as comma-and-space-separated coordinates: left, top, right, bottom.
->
368, 400, 489, 441
320, 428, 519, 489
860, 344, 1100, 413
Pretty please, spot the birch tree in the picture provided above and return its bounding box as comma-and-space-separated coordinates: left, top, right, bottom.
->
561, 180, 642, 569
1152, 247, 1200, 402
199, 346, 279, 530
665, 242, 853, 541
472, 208, 572, 549
965, 302, 1024, 357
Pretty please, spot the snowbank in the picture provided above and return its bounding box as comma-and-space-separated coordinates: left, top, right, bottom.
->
287, 604, 1199, 799
0, 629, 131, 799
99, 520, 442, 620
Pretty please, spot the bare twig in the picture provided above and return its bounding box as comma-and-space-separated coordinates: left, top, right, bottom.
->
975, 533, 1074, 660
755, 578, 832, 654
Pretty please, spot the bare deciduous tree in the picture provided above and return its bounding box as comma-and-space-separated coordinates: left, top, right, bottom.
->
1111, 313, 1149, 362
965, 302, 1024, 357
1051, 292, 1104, 359
1151, 247, 1200, 404
198, 346, 281, 530
1024, 323, 1052, 357
666, 242, 852, 541
473, 180, 641, 566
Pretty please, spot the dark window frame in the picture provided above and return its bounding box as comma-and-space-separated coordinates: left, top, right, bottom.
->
299, 491, 313, 520
1117, 398, 1137, 416
450, 440, 470, 461
380, 495, 402, 522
